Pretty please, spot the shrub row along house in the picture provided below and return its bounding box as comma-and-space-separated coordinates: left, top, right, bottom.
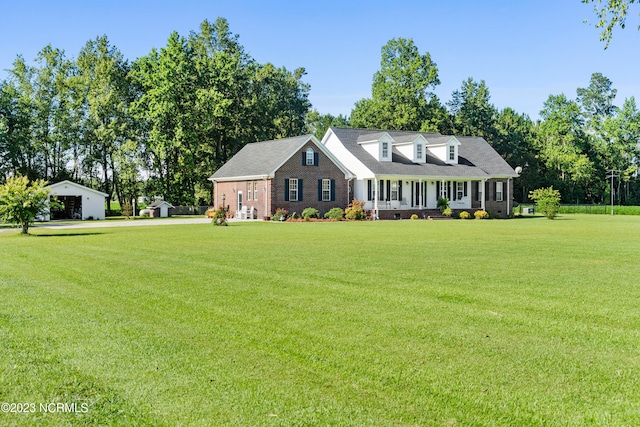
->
209, 127, 518, 219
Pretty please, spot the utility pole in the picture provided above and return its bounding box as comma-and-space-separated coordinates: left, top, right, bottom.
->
606, 170, 620, 216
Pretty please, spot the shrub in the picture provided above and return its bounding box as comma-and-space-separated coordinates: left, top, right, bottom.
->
410, 214, 419, 220
529, 186, 561, 219
442, 207, 453, 217
459, 211, 470, 219
271, 208, 289, 221
345, 199, 366, 220
211, 206, 227, 226
474, 210, 489, 219
437, 197, 449, 212
301, 207, 320, 220
324, 207, 344, 221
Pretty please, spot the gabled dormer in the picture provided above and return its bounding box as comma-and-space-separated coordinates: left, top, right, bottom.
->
425, 136, 461, 164
357, 132, 394, 162
392, 134, 428, 164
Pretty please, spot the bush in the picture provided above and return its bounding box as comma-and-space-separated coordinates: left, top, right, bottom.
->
437, 197, 449, 212
301, 207, 320, 220
324, 207, 344, 221
211, 206, 227, 226
529, 186, 561, 219
459, 211, 470, 219
345, 199, 365, 220
410, 214, 419, 220
271, 208, 289, 221
442, 207, 452, 217
474, 210, 489, 219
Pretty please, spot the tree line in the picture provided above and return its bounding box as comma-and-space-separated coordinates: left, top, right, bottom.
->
2, 19, 639, 206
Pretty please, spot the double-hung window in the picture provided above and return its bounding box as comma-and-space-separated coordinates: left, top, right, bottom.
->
449, 145, 455, 161
322, 179, 331, 201
289, 178, 298, 201
247, 182, 252, 201
306, 148, 314, 165
382, 142, 389, 159
391, 181, 398, 201
496, 182, 503, 201
456, 182, 464, 200
253, 182, 258, 201
416, 144, 422, 160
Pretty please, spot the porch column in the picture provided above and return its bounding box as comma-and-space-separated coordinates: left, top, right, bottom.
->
481, 179, 486, 211
374, 178, 379, 220
507, 178, 511, 215
419, 179, 423, 209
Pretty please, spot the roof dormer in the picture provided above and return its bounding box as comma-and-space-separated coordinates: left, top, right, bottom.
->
357, 132, 394, 162
424, 136, 461, 164
391, 134, 428, 163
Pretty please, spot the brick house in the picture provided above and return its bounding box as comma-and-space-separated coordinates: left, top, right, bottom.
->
209, 134, 354, 219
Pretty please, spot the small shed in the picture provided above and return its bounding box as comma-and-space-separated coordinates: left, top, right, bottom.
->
46, 180, 108, 220
148, 200, 174, 218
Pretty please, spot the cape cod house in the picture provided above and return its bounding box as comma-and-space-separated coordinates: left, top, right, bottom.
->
321, 128, 519, 219
208, 134, 354, 219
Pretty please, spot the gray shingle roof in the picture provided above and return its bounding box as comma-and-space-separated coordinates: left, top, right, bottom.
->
209, 135, 314, 180
328, 127, 517, 178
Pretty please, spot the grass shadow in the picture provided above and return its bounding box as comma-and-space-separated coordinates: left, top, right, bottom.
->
31, 231, 108, 237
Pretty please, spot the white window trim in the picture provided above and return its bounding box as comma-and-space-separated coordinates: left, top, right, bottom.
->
456, 182, 464, 200
416, 144, 423, 160
382, 142, 389, 159
322, 179, 331, 201
289, 178, 298, 201
496, 181, 504, 202
306, 147, 314, 165
391, 181, 398, 201
253, 182, 258, 201
449, 145, 455, 161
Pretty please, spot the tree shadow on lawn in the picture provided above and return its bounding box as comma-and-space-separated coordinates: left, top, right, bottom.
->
30, 231, 108, 237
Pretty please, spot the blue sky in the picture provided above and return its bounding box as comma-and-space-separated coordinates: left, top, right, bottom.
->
1, 1, 639, 121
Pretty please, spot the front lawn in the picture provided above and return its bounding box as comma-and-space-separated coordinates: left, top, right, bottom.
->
1, 216, 638, 426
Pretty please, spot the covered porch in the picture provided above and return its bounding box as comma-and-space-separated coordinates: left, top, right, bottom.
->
361, 176, 490, 217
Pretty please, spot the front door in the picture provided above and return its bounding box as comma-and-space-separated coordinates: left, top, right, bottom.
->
237, 191, 243, 214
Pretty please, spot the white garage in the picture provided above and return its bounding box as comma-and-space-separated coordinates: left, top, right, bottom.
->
45, 180, 108, 221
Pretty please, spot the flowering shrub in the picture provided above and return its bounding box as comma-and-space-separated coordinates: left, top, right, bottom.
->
211, 206, 228, 226
474, 210, 489, 219
324, 207, 344, 220
459, 211, 470, 219
345, 199, 365, 220
271, 208, 289, 221
443, 207, 453, 217
411, 214, 419, 220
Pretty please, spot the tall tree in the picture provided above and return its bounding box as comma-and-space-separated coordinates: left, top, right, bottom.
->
305, 110, 349, 140
537, 94, 596, 202
350, 38, 447, 131
448, 78, 497, 140
76, 35, 131, 212
576, 72, 618, 129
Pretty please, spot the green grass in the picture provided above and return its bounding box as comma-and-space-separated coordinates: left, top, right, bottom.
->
1, 216, 639, 426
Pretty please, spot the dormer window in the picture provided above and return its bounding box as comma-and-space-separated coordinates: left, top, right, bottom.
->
449, 145, 455, 161
306, 148, 314, 165
416, 144, 423, 160
382, 142, 389, 159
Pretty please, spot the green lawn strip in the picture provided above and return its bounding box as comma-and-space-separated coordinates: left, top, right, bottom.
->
0, 217, 639, 425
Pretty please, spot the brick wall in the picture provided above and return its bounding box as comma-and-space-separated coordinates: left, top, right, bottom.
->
471, 178, 514, 218
272, 141, 350, 216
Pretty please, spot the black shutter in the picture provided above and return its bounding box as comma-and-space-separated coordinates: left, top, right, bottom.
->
302, 152, 306, 166
464, 182, 468, 197
493, 182, 497, 201
386, 180, 391, 201
367, 180, 372, 201
299, 179, 303, 201
318, 179, 322, 201
436, 181, 440, 198
398, 180, 403, 201
379, 180, 384, 201
330, 180, 335, 201
284, 179, 290, 201
314, 152, 319, 166
447, 181, 451, 200
452, 182, 457, 201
